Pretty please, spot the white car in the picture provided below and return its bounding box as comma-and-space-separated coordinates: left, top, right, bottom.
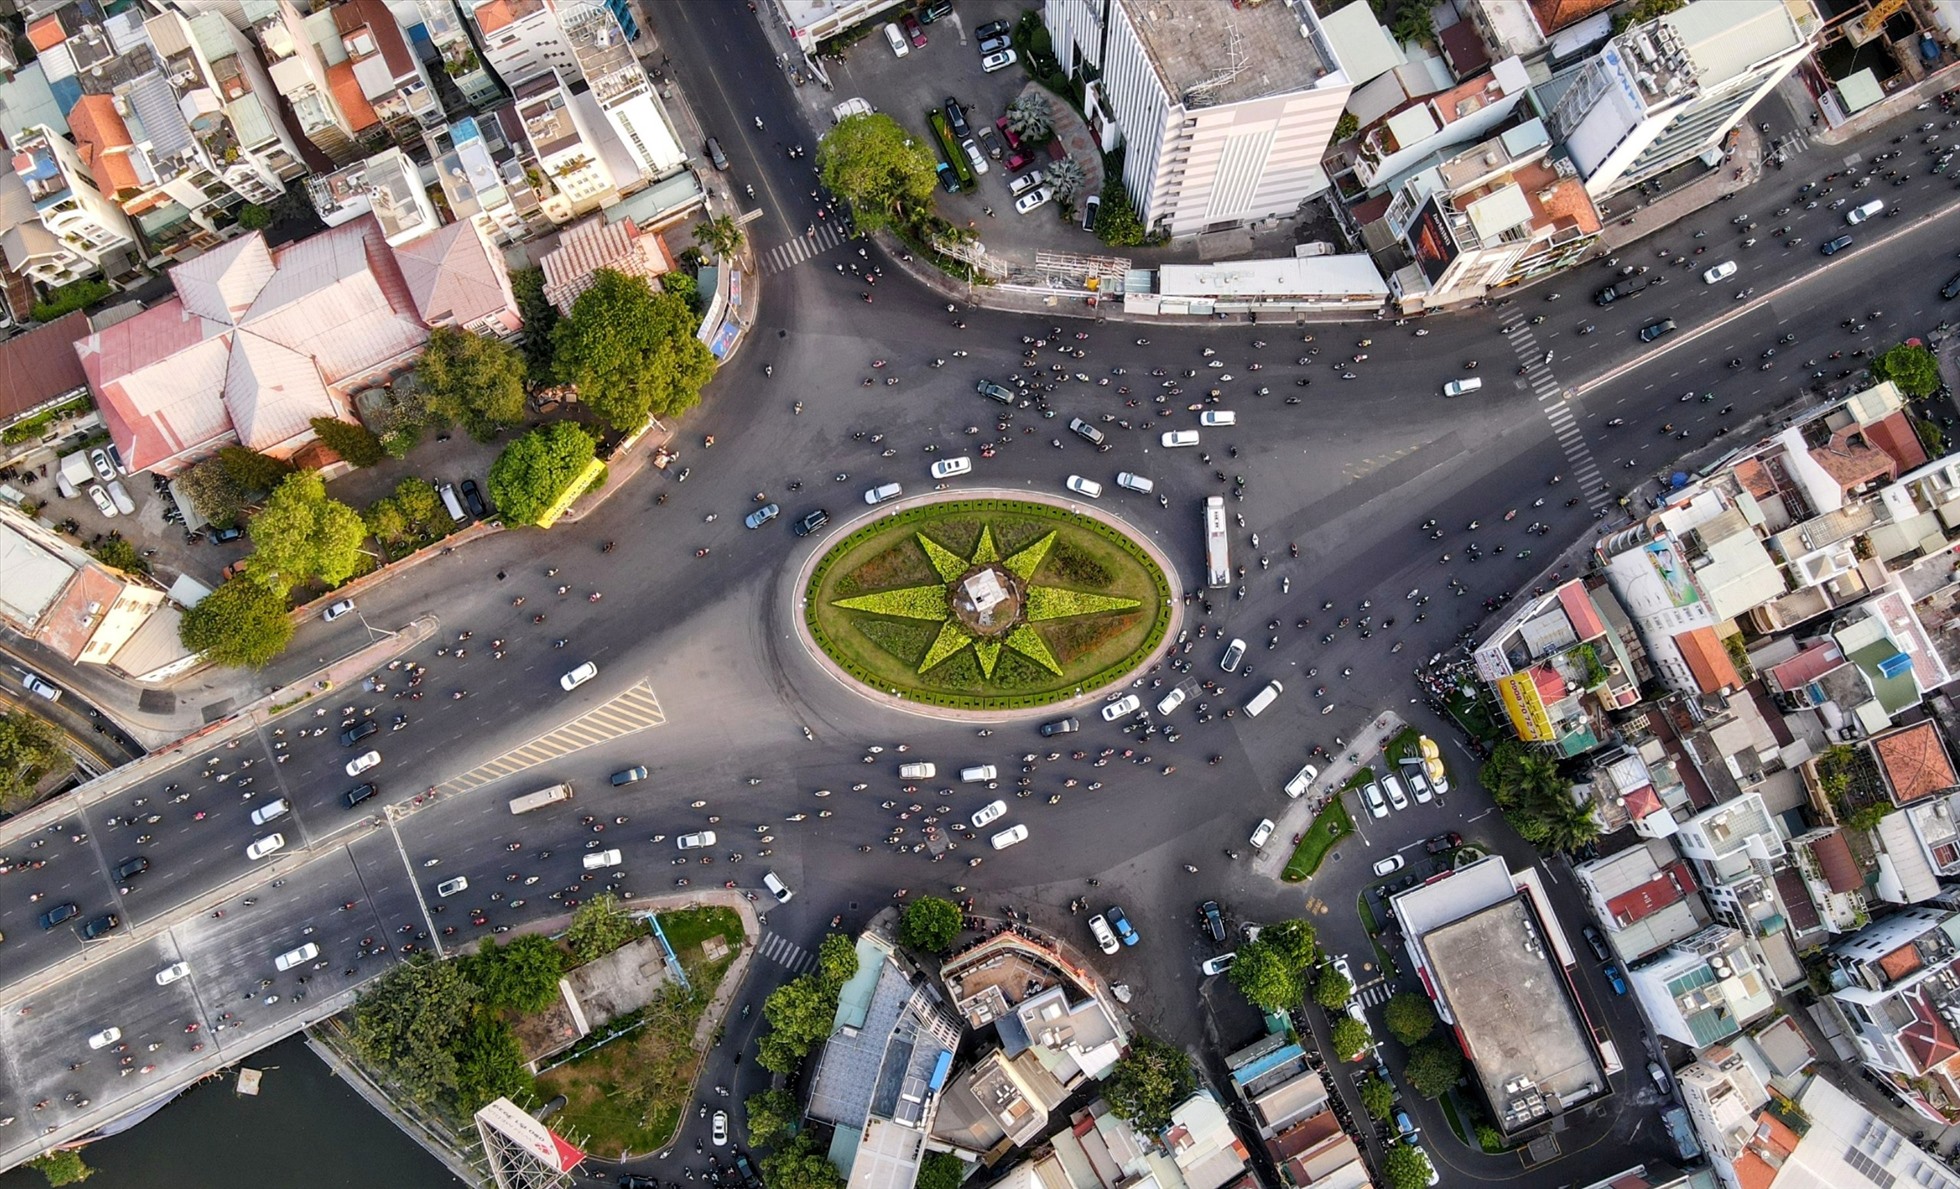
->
1115, 471, 1154, 494
1249, 818, 1276, 849
246, 833, 285, 860
1161, 430, 1200, 448
1199, 410, 1236, 427
154, 962, 191, 986
87, 1027, 122, 1050
1014, 186, 1052, 214
275, 942, 320, 971
89, 448, 116, 483
980, 48, 1018, 72
1409, 771, 1433, 803
1383, 774, 1409, 811
1372, 854, 1406, 877
763, 871, 794, 903
1284, 763, 1319, 799
970, 799, 1008, 828
582, 849, 623, 870
678, 831, 718, 850
1702, 260, 1737, 284
1009, 170, 1045, 197
1088, 913, 1120, 954
931, 456, 972, 479
437, 876, 470, 897
1155, 688, 1187, 716
249, 798, 289, 826
865, 482, 903, 505
322, 598, 356, 622
1363, 784, 1388, 819
345, 750, 381, 776
882, 20, 909, 56
88, 484, 118, 518
991, 823, 1030, 849
1201, 952, 1236, 976
560, 661, 597, 691
105, 479, 135, 515
1101, 694, 1141, 721
712, 1110, 729, 1146
1065, 475, 1102, 498
22, 673, 62, 702
962, 139, 989, 177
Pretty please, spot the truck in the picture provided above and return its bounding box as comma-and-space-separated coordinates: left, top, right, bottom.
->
509, 783, 574, 814
1594, 277, 1649, 306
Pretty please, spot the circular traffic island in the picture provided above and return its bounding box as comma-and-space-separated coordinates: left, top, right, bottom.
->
805, 498, 1173, 712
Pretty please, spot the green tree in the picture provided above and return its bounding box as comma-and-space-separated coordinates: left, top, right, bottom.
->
916, 1151, 965, 1189
1390, 4, 1434, 44
817, 112, 939, 232
899, 895, 963, 952
179, 576, 294, 667
1482, 741, 1596, 852
487, 421, 598, 526
25, 1151, 93, 1186
364, 497, 409, 550
662, 271, 703, 315
1262, 920, 1319, 970
816, 932, 859, 989
1384, 993, 1437, 1046
177, 455, 247, 528
552, 269, 716, 431
564, 893, 644, 962
88, 532, 149, 574
1313, 965, 1353, 1010
1356, 1073, 1396, 1120
1404, 1038, 1464, 1098
693, 215, 744, 260
760, 1134, 846, 1189
1103, 1033, 1193, 1132
418, 326, 528, 442
392, 477, 446, 538
1329, 1015, 1372, 1061
1006, 93, 1054, 142
464, 933, 567, 1012
510, 266, 559, 385
236, 202, 273, 230
1611, 0, 1684, 33
247, 470, 368, 595
30, 278, 109, 322
1379, 1141, 1433, 1189
1333, 111, 1360, 142
1045, 158, 1087, 202
1873, 342, 1941, 397
0, 711, 64, 811
310, 415, 386, 467
218, 444, 295, 497
755, 1029, 804, 1075
744, 1087, 802, 1149
763, 974, 837, 1053
1230, 942, 1305, 1012
347, 957, 478, 1109
1092, 177, 1149, 247
453, 1015, 532, 1110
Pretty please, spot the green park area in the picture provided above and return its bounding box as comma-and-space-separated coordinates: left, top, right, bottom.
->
806, 499, 1170, 710
1282, 776, 1361, 882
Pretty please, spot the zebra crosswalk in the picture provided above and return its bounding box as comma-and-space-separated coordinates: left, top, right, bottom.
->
759, 224, 853, 275
1351, 979, 1393, 1009
756, 931, 814, 973
1503, 319, 1611, 512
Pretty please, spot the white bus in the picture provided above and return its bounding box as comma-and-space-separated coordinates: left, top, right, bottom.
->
1204, 497, 1229, 588
508, 783, 573, 814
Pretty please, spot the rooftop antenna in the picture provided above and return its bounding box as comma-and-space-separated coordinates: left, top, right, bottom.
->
1183, 22, 1245, 108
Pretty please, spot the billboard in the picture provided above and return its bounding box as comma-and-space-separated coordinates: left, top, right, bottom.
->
1495, 672, 1556, 742
476, 1097, 585, 1173
1407, 194, 1461, 286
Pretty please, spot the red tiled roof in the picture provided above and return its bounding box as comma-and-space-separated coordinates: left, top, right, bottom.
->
1810, 425, 1898, 493
1623, 784, 1662, 821
26, 15, 66, 52
1531, 665, 1565, 704
1880, 945, 1925, 983
1731, 458, 1776, 501
66, 96, 142, 199
1604, 865, 1689, 925
1872, 722, 1957, 805
1809, 830, 1862, 894
1865, 410, 1929, 474
328, 62, 381, 132
1676, 626, 1744, 694
1901, 986, 1960, 1072
1529, 0, 1617, 34
1558, 580, 1607, 641
1773, 867, 1822, 933
1769, 641, 1845, 692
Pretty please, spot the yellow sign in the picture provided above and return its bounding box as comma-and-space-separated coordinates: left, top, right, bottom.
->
535, 458, 607, 529
1496, 672, 1556, 742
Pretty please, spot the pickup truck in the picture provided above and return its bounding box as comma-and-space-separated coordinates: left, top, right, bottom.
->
1593, 277, 1649, 306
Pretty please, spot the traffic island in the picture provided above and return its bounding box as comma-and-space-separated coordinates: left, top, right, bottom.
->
1280, 793, 1355, 882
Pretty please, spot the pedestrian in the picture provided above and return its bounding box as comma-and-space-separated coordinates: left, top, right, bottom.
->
984, 206, 995, 217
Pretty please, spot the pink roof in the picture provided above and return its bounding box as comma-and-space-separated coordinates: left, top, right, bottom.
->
1556, 580, 1606, 641
1769, 641, 1844, 690
393, 221, 521, 334
1622, 784, 1662, 820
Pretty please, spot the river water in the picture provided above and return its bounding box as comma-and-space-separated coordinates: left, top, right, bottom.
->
0, 1037, 461, 1189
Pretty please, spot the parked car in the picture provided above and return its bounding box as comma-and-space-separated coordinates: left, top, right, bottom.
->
88, 484, 118, 518
460, 479, 489, 518
1107, 905, 1140, 946
980, 48, 1018, 72
1602, 963, 1628, 995
1008, 170, 1045, 197
1372, 854, 1406, 877
21, 672, 62, 702
975, 18, 1011, 39
89, 448, 116, 483
943, 97, 971, 139
1249, 819, 1276, 849
1423, 832, 1462, 855
1581, 925, 1610, 960
705, 136, 729, 169
1014, 186, 1053, 214
902, 13, 926, 46
1201, 952, 1236, 976
882, 21, 909, 57
1363, 783, 1388, 819
322, 598, 357, 622
1200, 900, 1225, 942
1088, 914, 1119, 954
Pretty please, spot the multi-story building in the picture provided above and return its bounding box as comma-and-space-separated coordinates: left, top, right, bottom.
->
1474, 576, 1642, 755
1675, 1043, 1770, 1189
1824, 906, 1960, 1123
1626, 924, 1777, 1048
1325, 57, 1534, 200
771, 0, 905, 54
511, 72, 617, 221
307, 146, 440, 244
424, 112, 552, 245
562, 4, 685, 184
392, 0, 502, 107
1044, 0, 1353, 239
1572, 843, 1705, 960
3, 124, 138, 287
253, 0, 376, 165
330, 0, 443, 140
467, 0, 578, 90
1547, 0, 1815, 200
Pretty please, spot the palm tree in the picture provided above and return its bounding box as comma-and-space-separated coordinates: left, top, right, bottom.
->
1045, 158, 1086, 202
692, 215, 743, 260
1007, 94, 1054, 143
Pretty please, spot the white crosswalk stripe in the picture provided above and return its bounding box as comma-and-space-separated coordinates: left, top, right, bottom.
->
1503, 322, 1613, 511
757, 931, 813, 972
1352, 981, 1393, 1008
760, 224, 851, 275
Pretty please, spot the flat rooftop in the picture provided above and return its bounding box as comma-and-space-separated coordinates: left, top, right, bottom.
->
1422, 896, 1602, 1132
1123, 0, 1341, 109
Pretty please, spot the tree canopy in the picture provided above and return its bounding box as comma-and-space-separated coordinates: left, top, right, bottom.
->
1404, 1037, 1464, 1098
1873, 342, 1941, 397
552, 269, 716, 432
246, 470, 368, 595
1329, 1015, 1372, 1062
1481, 740, 1599, 852
487, 421, 598, 526
816, 932, 859, 988
418, 326, 528, 441
760, 1134, 845, 1189
463, 933, 567, 1013
510, 266, 558, 386
1384, 993, 1437, 1046
0, 712, 64, 811
1313, 965, 1353, 1010
179, 576, 294, 667
818, 113, 939, 232
310, 416, 386, 467
744, 1087, 801, 1150
1104, 1033, 1193, 1132
347, 957, 477, 1108
916, 1152, 965, 1189
1379, 1141, 1433, 1189
1229, 919, 1318, 1011
899, 895, 963, 952
452, 1013, 532, 1111
565, 893, 644, 962
1356, 1073, 1395, 1120
178, 445, 293, 528
26, 1150, 94, 1186
693, 215, 744, 260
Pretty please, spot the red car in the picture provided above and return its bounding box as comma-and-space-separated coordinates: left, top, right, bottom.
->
902, 13, 926, 46
995, 116, 1024, 152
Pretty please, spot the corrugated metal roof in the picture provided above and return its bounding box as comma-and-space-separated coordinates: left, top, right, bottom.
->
225, 330, 332, 450
126, 71, 193, 160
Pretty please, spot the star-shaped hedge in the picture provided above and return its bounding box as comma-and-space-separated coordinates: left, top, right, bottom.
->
834, 527, 1140, 677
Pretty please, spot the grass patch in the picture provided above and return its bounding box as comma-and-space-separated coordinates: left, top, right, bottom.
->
534, 907, 742, 1158
1281, 798, 1354, 882
1437, 1090, 1471, 1144
1384, 727, 1421, 767
1444, 686, 1499, 743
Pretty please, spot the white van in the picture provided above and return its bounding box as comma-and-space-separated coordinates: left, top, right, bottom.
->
275, 942, 319, 971
1443, 377, 1482, 397
1243, 680, 1283, 717
1199, 410, 1236, 427
1283, 762, 1319, 799
1116, 472, 1154, 494
438, 482, 467, 524
882, 21, 909, 57
1846, 199, 1885, 224
249, 798, 290, 826
960, 764, 998, 783
582, 848, 623, 870
865, 482, 903, 505
898, 761, 937, 780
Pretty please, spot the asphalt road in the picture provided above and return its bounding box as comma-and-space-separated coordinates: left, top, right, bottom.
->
4, 7, 1960, 1175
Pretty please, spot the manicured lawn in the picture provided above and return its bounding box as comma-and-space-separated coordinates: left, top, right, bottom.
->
1384, 727, 1421, 767
1282, 797, 1355, 882
806, 498, 1170, 710
659, 904, 742, 956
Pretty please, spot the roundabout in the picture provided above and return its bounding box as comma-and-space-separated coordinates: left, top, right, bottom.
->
802, 495, 1175, 713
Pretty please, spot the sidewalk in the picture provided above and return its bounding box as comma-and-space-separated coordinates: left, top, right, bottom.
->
1251, 709, 1408, 881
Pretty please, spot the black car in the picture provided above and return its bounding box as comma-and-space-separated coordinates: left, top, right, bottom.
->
1638, 318, 1677, 343
1942, 271, 1960, 300
620, 1177, 657, 1189
38, 902, 79, 930
1200, 900, 1226, 943
81, 913, 120, 941
1039, 716, 1080, 736
1581, 925, 1611, 961
975, 18, 1010, 39
793, 509, 830, 537
340, 719, 379, 746
460, 478, 489, 518
1423, 832, 1461, 855
735, 1152, 760, 1188
944, 97, 971, 140
705, 137, 729, 170
919, 0, 954, 22
344, 782, 378, 808
611, 766, 649, 786
113, 856, 150, 881
1821, 234, 1853, 255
